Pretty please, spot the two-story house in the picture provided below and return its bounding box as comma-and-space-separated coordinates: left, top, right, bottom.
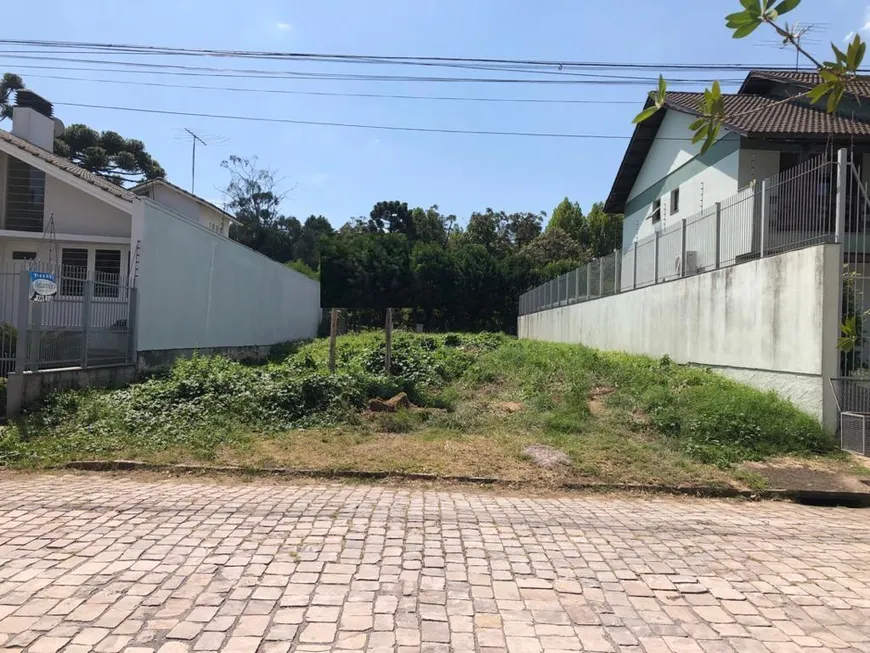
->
0, 90, 238, 282
605, 70, 870, 260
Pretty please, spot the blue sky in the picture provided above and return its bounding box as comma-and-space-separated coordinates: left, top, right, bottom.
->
1, 1, 865, 227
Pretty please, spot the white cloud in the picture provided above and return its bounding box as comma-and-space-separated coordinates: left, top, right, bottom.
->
307, 173, 329, 186
845, 31, 857, 43
275, 22, 292, 31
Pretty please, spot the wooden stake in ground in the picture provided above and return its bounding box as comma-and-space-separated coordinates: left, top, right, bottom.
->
385, 307, 393, 375
328, 308, 339, 373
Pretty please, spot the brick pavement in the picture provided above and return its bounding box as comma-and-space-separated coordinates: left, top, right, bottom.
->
0, 474, 868, 652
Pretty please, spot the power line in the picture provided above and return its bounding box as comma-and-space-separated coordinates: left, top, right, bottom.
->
24, 72, 643, 105
0, 54, 745, 85
0, 38, 816, 73
51, 99, 706, 140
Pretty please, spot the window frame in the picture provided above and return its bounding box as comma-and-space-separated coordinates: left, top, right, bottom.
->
94, 249, 122, 299
4, 156, 46, 232
651, 199, 662, 224
60, 247, 89, 297
670, 188, 680, 215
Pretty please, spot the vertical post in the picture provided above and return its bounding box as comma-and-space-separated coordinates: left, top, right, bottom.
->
760, 179, 769, 258
632, 246, 637, 290
31, 303, 42, 372
835, 148, 848, 244
384, 307, 393, 375
585, 261, 591, 300
680, 219, 687, 278
574, 268, 580, 302
653, 231, 660, 284
598, 257, 604, 297
15, 269, 29, 373
127, 287, 138, 365
614, 249, 621, 294
714, 202, 722, 269
328, 308, 339, 373
81, 280, 93, 367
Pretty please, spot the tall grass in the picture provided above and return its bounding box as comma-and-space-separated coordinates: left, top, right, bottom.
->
474, 340, 833, 466
0, 332, 833, 468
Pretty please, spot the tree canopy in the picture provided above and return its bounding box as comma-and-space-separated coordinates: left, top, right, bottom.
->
320, 198, 622, 332
0, 73, 24, 123
53, 124, 165, 186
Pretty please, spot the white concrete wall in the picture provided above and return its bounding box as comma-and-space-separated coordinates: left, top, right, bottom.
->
520, 244, 841, 428
151, 185, 231, 236
739, 149, 780, 187
135, 200, 320, 351
45, 176, 131, 238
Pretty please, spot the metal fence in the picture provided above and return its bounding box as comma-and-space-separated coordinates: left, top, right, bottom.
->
840, 149, 870, 378
520, 151, 840, 316
518, 250, 621, 316
0, 259, 136, 376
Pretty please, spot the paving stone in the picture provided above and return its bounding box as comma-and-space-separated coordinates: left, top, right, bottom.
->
0, 475, 864, 653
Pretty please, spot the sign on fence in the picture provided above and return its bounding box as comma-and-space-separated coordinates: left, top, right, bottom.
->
28, 271, 57, 303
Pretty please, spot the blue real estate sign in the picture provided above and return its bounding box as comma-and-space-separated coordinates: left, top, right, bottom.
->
29, 271, 58, 303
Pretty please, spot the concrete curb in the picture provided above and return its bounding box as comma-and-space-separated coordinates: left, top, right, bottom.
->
60, 460, 870, 507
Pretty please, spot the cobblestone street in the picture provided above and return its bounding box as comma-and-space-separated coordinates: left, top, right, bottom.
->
0, 474, 868, 652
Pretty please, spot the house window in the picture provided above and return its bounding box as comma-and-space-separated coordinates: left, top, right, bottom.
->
61, 248, 88, 296
12, 251, 36, 261
651, 199, 662, 223
670, 188, 680, 215
94, 249, 122, 298
5, 158, 46, 232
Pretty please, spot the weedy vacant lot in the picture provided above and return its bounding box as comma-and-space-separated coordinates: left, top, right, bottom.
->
2, 332, 863, 490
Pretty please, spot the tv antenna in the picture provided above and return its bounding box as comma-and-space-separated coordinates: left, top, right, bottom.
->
754, 22, 829, 70
173, 128, 229, 194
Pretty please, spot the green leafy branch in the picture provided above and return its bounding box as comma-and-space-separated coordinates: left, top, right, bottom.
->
634, 0, 867, 153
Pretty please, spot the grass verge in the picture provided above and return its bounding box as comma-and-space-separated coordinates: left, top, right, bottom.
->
0, 332, 847, 489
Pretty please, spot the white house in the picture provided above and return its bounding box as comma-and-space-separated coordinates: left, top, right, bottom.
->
0, 90, 321, 375
606, 70, 870, 254
131, 178, 239, 238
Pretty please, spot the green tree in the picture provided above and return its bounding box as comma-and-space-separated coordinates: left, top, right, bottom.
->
548, 198, 586, 243
296, 215, 335, 270
506, 212, 543, 249
522, 227, 586, 269
221, 155, 299, 262
635, 1, 867, 151
412, 242, 456, 327
0, 73, 24, 122
586, 202, 624, 258
369, 201, 415, 238
54, 124, 165, 186
411, 205, 450, 245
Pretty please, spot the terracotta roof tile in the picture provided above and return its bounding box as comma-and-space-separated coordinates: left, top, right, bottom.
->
664, 92, 870, 137
747, 70, 870, 100
0, 129, 136, 202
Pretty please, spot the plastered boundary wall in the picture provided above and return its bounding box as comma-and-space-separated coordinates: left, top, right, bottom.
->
518, 244, 841, 430
134, 200, 321, 352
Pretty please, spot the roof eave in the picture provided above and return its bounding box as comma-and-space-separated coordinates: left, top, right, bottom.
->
0, 136, 135, 213
604, 97, 665, 214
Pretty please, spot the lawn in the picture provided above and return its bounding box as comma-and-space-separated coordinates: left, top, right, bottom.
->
0, 331, 859, 490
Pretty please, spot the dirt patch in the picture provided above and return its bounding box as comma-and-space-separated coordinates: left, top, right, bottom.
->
631, 408, 651, 425
369, 393, 411, 413
589, 387, 617, 399
588, 387, 616, 417
523, 444, 571, 470
492, 402, 525, 414
742, 458, 870, 493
